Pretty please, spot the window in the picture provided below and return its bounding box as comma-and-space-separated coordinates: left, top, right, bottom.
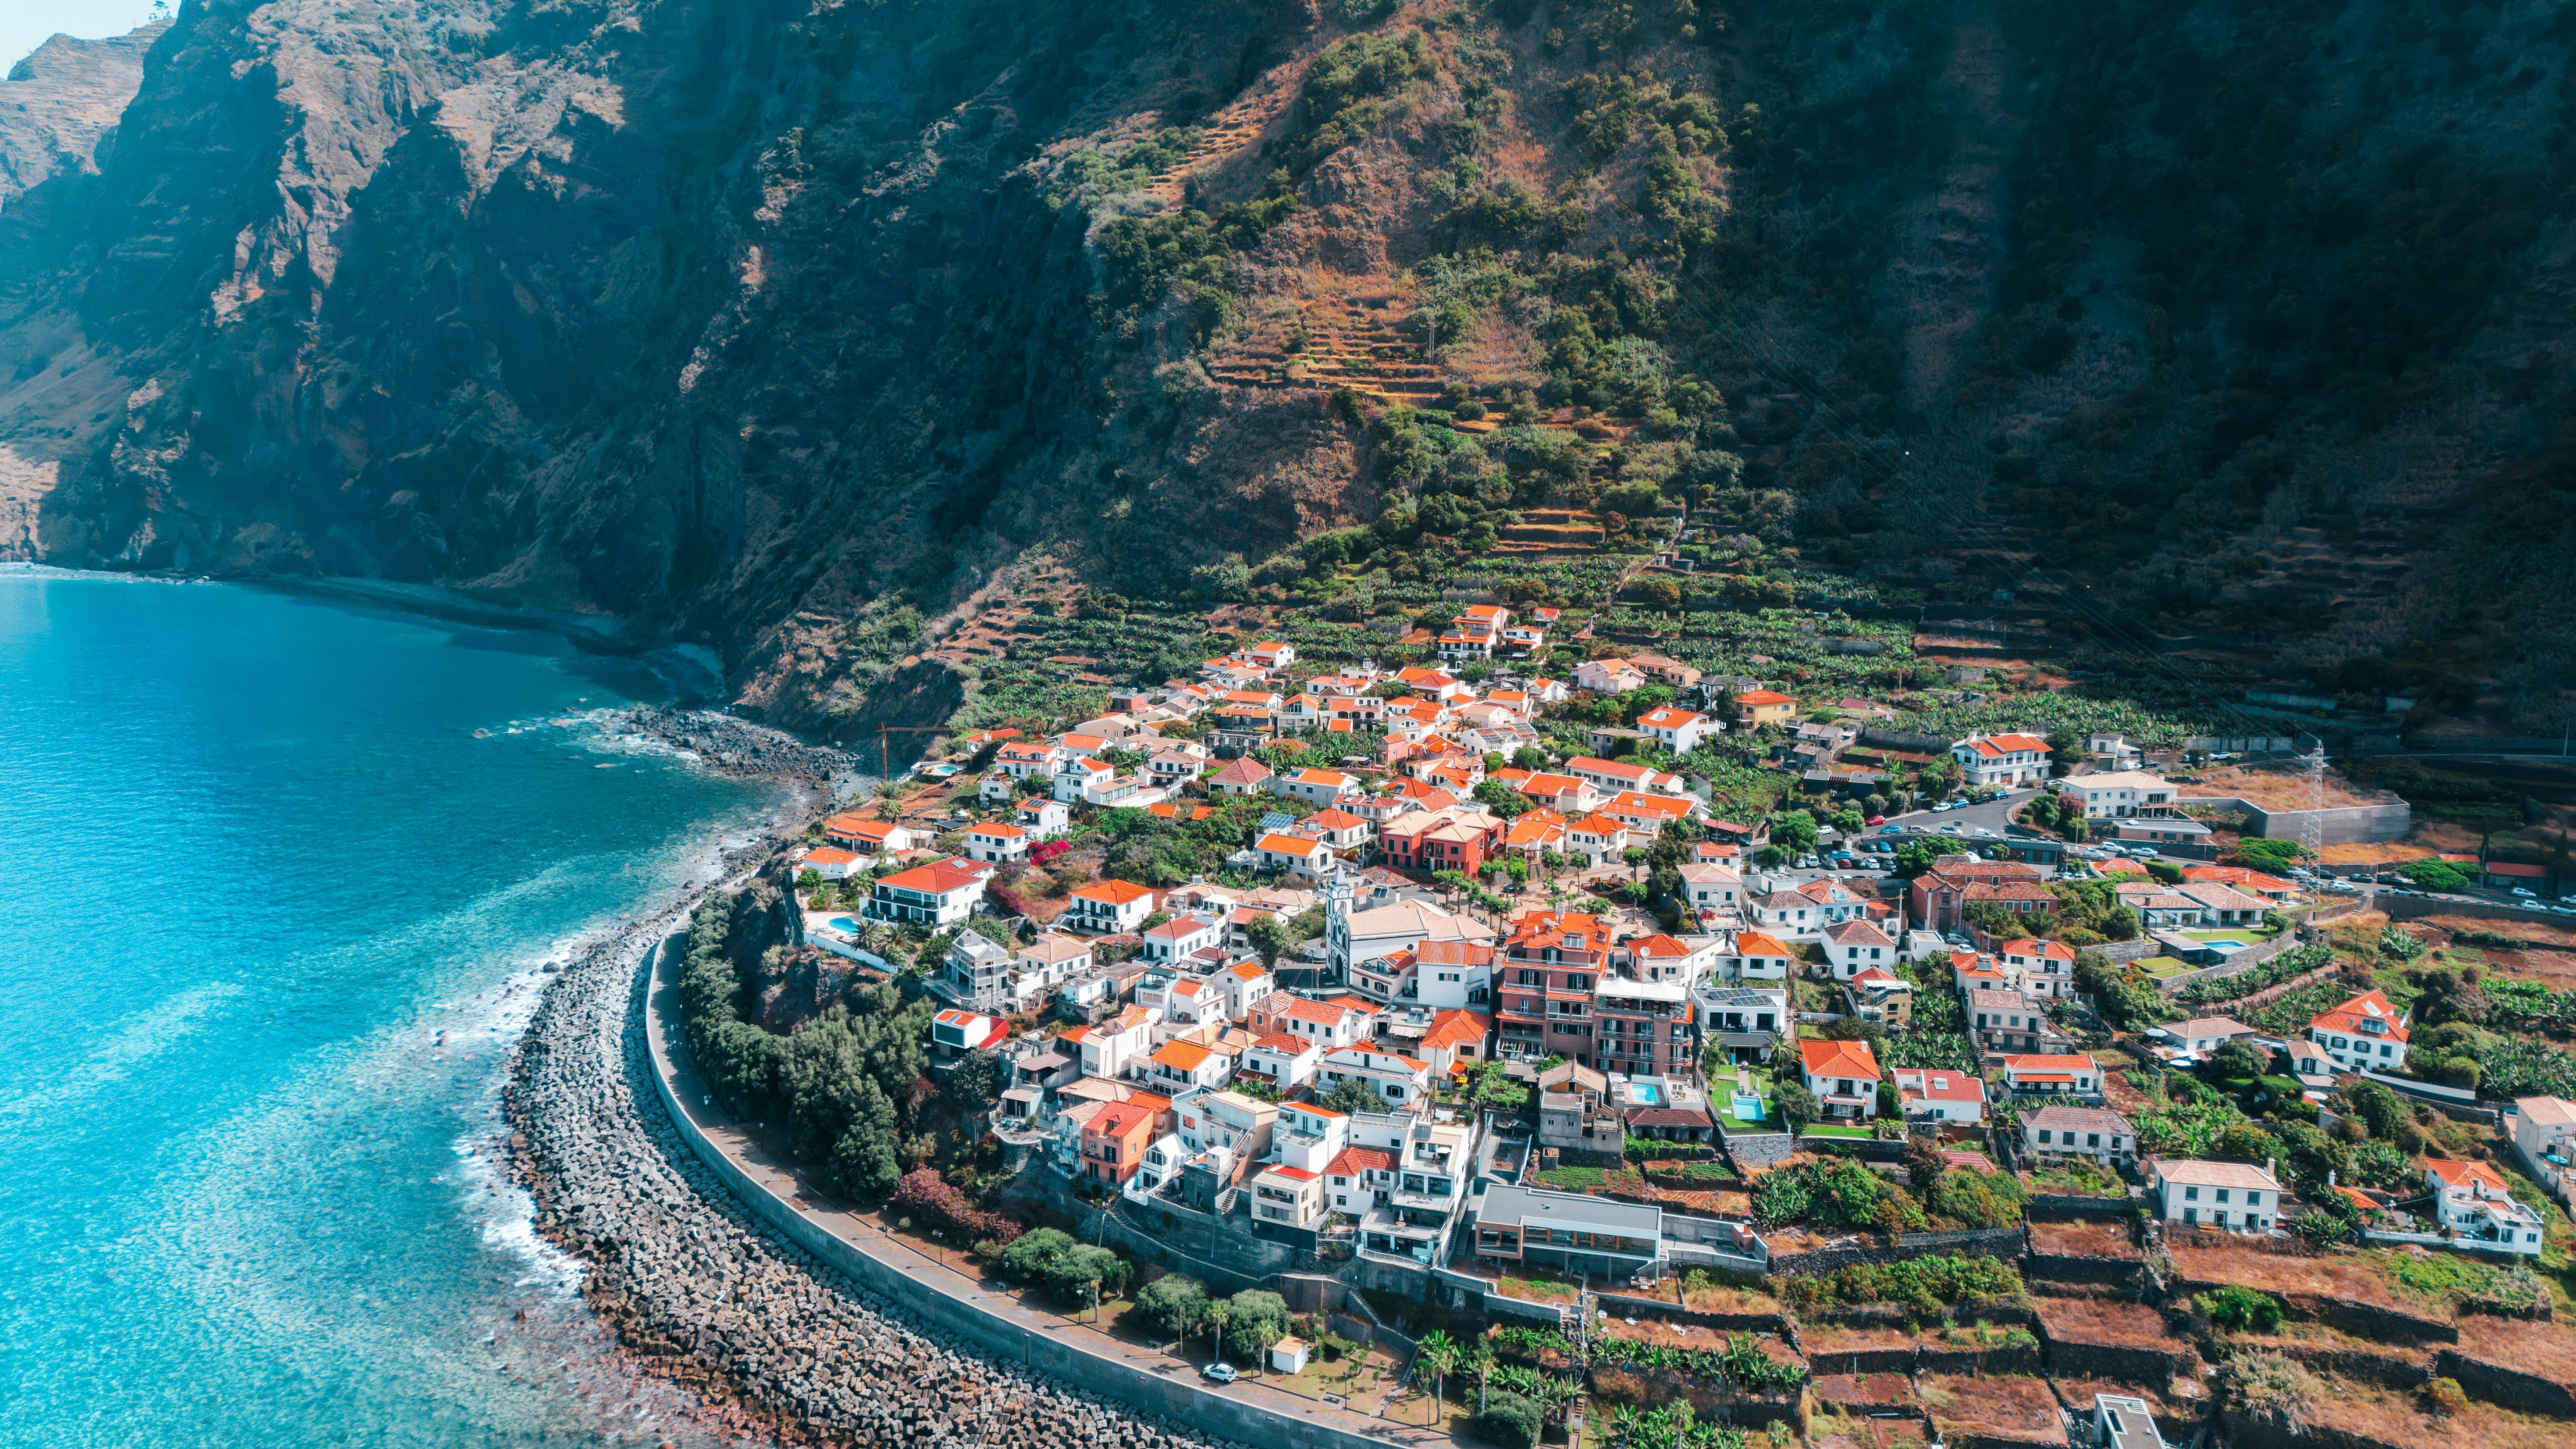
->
2036, 1130, 2052, 1144
2215, 1188, 2230, 1203
2087, 1134, 2101, 1148
2183, 1208, 2197, 1224
2183, 1186, 2199, 1201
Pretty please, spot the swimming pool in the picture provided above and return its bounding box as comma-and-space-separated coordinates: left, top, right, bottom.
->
1629, 1081, 1664, 1105
1731, 1094, 1767, 1123
829, 916, 860, 934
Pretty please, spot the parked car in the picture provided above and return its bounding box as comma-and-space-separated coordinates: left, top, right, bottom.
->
2511, 887, 2538, 899
2129, 846, 2158, 859
1866, 815, 1887, 825
1201, 1362, 1238, 1384
1880, 824, 1906, 835
1969, 827, 1998, 838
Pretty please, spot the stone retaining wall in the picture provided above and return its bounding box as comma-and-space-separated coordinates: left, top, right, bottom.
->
2436, 1348, 2576, 1419
2026, 1252, 2137, 1287
1770, 1227, 2025, 1276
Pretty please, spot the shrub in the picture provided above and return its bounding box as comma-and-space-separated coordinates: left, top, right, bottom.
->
2198, 1284, 2284, 1333
1475, 1391, 1544, 1449
892, 1169, 1022, 1248
2229, 1351, 2318, 1433
1222, 1289, 1293, 1361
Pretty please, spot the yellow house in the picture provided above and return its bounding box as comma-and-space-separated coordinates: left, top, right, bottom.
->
1734, 689, 1799, 728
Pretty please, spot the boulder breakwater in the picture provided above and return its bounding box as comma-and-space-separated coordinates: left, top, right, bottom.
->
503, 749, 1245, 1449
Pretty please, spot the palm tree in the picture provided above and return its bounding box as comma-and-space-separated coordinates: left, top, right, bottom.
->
1205, 1300, 1233, 1365
1414, 1330, 1461, 1416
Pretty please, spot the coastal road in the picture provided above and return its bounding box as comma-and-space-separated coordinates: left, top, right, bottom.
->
642, 945, 1449, 1449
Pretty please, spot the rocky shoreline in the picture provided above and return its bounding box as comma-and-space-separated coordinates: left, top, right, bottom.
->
504, 727, 1246, 1449
603, 706, 863, 795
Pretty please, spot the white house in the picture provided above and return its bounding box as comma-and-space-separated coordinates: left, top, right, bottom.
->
1636, 706, 1719, 754
1064, 879, 1157, 934
1016, 796, 1071, 839
1316, 1045, 1433, 1107
1013, 933, 1093, 993
799, 846, 865, 881
1244, 1031, 1325, 1093
1272, 1101, 1349, 1171
1952, 732, 2054, 789
1892, 1066, 1985, 1125
1220, 959, 1276, 1018
1798, 1038, 1881, 1120
2146, 1157, 2281, 1232
1270, 768, 1357, 806
965, 821, 1030, 865
1574, 657, 1646, 693
1995, 938, 2078, 999
2023, 1104, 2134, 1165
2146, 1016, 2257, 1063
1728, 930, 1795, 982
2307, 989, 2408, 1073
1147, 1039, 1236, 1095
2513, 1095, 2576, 1202
1064, 1006, 1159, 1080
1821, 919, 1895, 979
1139, 914, 1225, 964
824, 814, 916, 854
2427, 1158, 2546, 1255
860, 857, 991, 927
1751, 891, 1822, 938
1254, 831, 1335, 877
2062, 771, 2179, 819
1679, 863, 1742, 923
2000, 1053, 2101, 1096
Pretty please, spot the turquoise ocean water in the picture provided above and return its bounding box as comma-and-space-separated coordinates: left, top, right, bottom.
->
0, 571, 780, 1447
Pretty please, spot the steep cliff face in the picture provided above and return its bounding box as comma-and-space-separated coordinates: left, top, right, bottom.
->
4, 0, 2574, 734
0, 0, 1328, 736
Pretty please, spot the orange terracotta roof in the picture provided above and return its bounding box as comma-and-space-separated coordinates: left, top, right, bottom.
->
1073, 879, 1156, 905
1800, 1038, 1880, 1079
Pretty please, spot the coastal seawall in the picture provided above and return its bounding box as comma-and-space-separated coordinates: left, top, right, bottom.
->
638, 940, 1407, 1449
511, 909, 1251, 1449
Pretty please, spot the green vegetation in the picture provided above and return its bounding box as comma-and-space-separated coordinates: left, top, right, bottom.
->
1777, 1253, 2026, 1316
2177, 944, 2336, 1008
2197, 1284, 2284, 1333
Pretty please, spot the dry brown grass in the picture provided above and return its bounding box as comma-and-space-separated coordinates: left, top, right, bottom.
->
2421, 913, 2576, 950
2032, 1297, 2186, 1351
2303, 1370, 2567, 1449
2181, 764, 2397, 811
1918, 1373, 2071, 1445
1680, 1280, 1782, 1315
2052, 1375, 2210, 1422
2166, 1241, 2443, 1322
1799, 1322, 1921, 1355
2457, 1319, 2576, 1385
1814, 1373, 1921, 1409
2029, 1219, 2142, 1261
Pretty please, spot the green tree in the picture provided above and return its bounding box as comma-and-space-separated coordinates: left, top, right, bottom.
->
2207, 1038, 2271, 1080
1776, 1078, 1819, 1128
1773, 810, 1820, 856
1510, 746, 1549, 771
1222, 1289, 1291, 1362
1245, 911, 1294, 970
1136, 1273, 1209, 1344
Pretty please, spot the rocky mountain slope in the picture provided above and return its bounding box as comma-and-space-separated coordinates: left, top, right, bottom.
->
0, 0, 2569, 737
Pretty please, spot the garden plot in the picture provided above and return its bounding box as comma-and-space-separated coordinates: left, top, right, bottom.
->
2026, 1219, 2141, 1266
1917, 1372, 2070, 1449
2164, 1242, 2456, 1343
2438, 1319, 2576, 1416
2030, 1297, 2197, 1380
2290, 1368, 2567, 1449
